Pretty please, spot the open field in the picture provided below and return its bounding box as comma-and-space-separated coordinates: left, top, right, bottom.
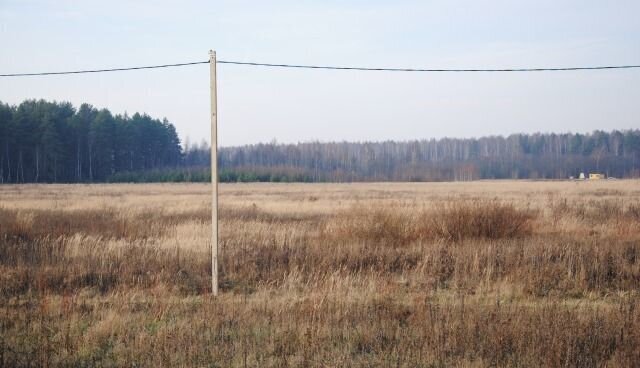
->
1, 181, 640, 367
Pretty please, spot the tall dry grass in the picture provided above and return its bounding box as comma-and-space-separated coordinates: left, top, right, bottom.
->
0, 181, 639, 367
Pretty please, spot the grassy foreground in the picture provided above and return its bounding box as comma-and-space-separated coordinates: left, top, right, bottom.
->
1, 181, 639, 367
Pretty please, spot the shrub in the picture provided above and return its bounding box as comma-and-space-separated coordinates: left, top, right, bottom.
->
432, 200, 535, 242
326, 206, 423, 247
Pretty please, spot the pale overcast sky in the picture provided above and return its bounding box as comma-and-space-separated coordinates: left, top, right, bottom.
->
0, 1, 639, 146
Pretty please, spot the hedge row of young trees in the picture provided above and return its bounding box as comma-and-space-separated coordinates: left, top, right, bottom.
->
0, 100, 182, 183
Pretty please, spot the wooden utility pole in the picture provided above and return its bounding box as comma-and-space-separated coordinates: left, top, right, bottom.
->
210, 50, 219, 296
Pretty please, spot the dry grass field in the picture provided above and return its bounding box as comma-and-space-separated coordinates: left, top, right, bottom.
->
1, 180, 640, 367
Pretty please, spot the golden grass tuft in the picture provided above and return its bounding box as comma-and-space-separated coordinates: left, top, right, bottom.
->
432, 200, 535, 242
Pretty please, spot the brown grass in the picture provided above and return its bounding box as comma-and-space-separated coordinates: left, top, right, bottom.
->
431, 200, 535, 241
0, 181, 639, 367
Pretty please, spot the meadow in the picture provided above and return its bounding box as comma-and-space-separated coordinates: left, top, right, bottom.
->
1, 180, 639, 367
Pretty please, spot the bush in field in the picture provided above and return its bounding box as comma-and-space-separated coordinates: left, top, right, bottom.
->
327, 201, 535, 246
432, 200, 535, 242
326, 207, 420, 247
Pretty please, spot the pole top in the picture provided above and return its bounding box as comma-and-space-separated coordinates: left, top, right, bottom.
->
209, 50, 216, 58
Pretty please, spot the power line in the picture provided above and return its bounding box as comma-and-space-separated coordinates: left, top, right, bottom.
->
0, 61, 209, 77
1, 59, 640, 77
217, 60, 640, 72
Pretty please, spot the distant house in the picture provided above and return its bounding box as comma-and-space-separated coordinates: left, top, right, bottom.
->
589, 173, 605, 180
579, 172, 585, 180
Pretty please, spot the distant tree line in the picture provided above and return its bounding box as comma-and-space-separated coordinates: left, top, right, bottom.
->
179, 131, 640, 182
212, 131, 640, 182
1, 99, 639, 183
0, 100, 181, 183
